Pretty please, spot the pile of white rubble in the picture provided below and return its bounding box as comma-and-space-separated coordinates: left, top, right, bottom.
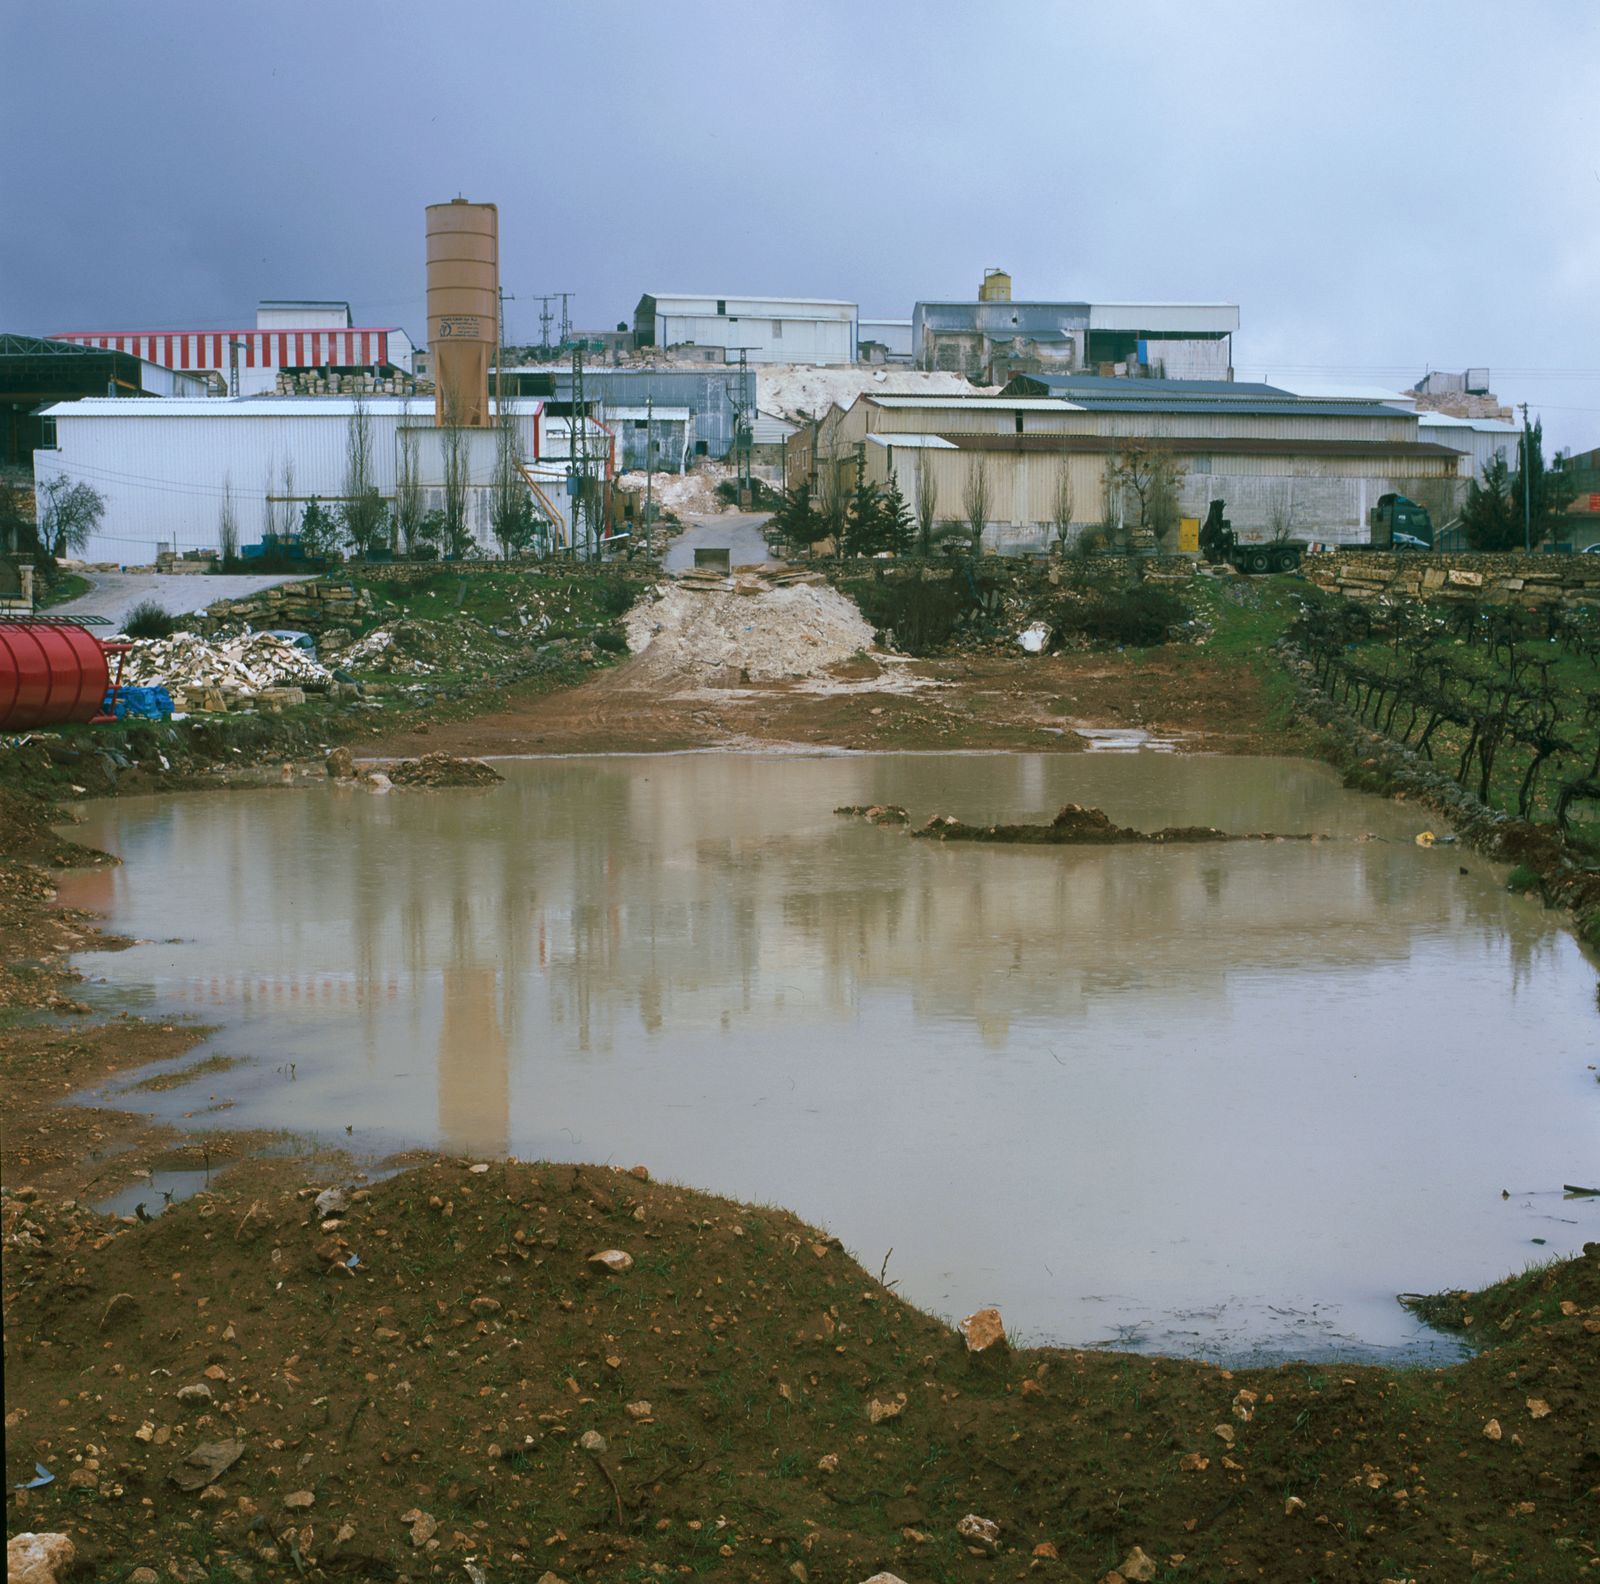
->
118, 632, 331, 711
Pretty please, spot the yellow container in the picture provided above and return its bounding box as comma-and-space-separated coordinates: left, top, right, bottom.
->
978, 268, 1012, 303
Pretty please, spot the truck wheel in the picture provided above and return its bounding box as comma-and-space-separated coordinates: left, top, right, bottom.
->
1247, 550, 1270, 573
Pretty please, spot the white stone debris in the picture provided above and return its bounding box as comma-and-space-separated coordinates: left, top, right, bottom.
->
624, 577, 876, 682
119, 631, 330, 704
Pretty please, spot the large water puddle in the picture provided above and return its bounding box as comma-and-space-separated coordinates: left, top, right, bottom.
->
62, 753, 1598, 1363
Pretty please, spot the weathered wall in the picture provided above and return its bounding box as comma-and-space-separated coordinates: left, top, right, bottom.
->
1303, 551, 1600, 607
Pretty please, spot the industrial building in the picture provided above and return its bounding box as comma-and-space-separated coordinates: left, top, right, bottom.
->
30, 396, 614, 565
633, 294, 857, 366
492, 365, 756, 460
1, 333, 210, 469
785, 377, 1464, 551
912, 272, 1239, 384
53, 300, 416, 398
858, 318, 913, 364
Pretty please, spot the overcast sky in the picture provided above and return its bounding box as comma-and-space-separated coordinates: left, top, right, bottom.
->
3, 0, 1596, 448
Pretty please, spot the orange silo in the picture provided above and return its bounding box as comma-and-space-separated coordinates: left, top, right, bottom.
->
426, 199, 499, 427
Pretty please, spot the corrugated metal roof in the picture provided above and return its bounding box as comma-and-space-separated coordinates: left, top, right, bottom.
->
1068, 398, 1416, 420
42, 396, 535, 419
643, 293, 856, 309
1418, 412, 1520, 433
868, 395, 1080, 410
939, 433, 1462, 460
1001, 374, 1294, 399
865, 433, 958, 449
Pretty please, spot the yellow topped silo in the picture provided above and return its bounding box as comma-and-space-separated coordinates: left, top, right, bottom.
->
426, 199, 499, 427
979, 268, 1012, 303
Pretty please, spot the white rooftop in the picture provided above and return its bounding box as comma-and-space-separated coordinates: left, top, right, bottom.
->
42, 396, 542, 419
865, 433, 958, 449
868, 395, 1080, 411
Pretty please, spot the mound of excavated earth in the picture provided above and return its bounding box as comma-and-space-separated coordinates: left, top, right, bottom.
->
624, 579, 877, 681
839, 802, 1318, 845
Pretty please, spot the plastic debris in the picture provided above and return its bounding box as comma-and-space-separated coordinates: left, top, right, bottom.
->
13, 1463, 53, 1490
1016, 623, 1050, 654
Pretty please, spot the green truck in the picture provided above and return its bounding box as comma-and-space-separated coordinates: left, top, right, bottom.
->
1198, 494, 1435, 574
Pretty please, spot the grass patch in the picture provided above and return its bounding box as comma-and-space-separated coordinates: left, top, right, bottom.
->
126, 1053, 239, 1092
36, 571, 91, 609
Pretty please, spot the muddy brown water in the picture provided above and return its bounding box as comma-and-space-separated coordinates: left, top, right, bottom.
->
63, 753, 1599, 1363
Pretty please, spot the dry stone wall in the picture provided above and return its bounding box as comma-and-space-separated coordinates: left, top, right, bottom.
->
1302, 551, 1600, 608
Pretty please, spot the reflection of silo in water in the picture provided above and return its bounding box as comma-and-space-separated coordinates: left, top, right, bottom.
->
426, 199, 498, 428
438, 966, 509, 1157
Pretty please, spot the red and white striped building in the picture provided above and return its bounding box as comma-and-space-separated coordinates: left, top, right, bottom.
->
53, 300, 415, 397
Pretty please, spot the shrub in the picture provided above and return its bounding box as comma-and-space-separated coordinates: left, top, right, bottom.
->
715, 477, 781, 509
1062, 585, 1190, 648
591, 577, 638, 618
1506, 865, 1541, 894
123, 599, 179, 639
851, 578, 963, 656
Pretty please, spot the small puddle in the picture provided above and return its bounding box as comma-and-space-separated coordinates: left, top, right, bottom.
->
94, 1167, 214, 1220
1074, 726, 1181, 752
64, 754, 1599, 1362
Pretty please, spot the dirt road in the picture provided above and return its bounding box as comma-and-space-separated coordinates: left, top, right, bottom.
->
48, 570, 314, 631
372, 645, 1292, 759
661, 511, 776, 572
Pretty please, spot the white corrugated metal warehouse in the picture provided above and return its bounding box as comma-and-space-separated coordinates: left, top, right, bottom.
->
32, 397, 604, 564
633, 293, 857, 365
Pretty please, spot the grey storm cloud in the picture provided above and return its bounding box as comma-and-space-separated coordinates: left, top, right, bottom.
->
2, 0, 1596, 447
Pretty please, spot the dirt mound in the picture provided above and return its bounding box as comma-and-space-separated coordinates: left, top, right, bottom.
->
0, 789, 112, 869
6, 1159, 1599, 1584
893, 802, 1313, 845
387, 752, 504, 788
623, 580, 876, 681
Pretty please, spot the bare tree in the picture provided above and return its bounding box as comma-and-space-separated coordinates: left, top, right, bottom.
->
1265, 481, 1298, 542
1050, 457, 1075, 554
489, 398, 538, 559
1108, 440, 1187, 551
340, 393, 387, 558
218, 473, 240, 565
961, 453, 991, 555
37, 477, 106, 557
440, 404, 473, 559
281, 457, 296, 543
913, 445, 939, 557
393, 402, 425, 558
262, 462, 282, 545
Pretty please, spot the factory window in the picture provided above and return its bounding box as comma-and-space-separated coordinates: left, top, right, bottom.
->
716, 300, 726, 315
1014, 412, 1024, 434
772, 320, 783, 339
38, 417, 58, 449
633, 420, 648, 431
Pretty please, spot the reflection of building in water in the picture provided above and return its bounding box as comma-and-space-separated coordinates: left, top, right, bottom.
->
438, 965, 509, 1157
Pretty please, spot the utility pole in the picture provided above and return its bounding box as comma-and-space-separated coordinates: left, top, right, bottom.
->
537, 295, 554, 353
644, 389, 654, 559
227, 338, 246, 397
558, 293, 572, 347
570, 344, 590, 561
1519, 401, 1533, 552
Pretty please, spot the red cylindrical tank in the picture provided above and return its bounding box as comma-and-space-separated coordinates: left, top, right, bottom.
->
0, 623, 112, 730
